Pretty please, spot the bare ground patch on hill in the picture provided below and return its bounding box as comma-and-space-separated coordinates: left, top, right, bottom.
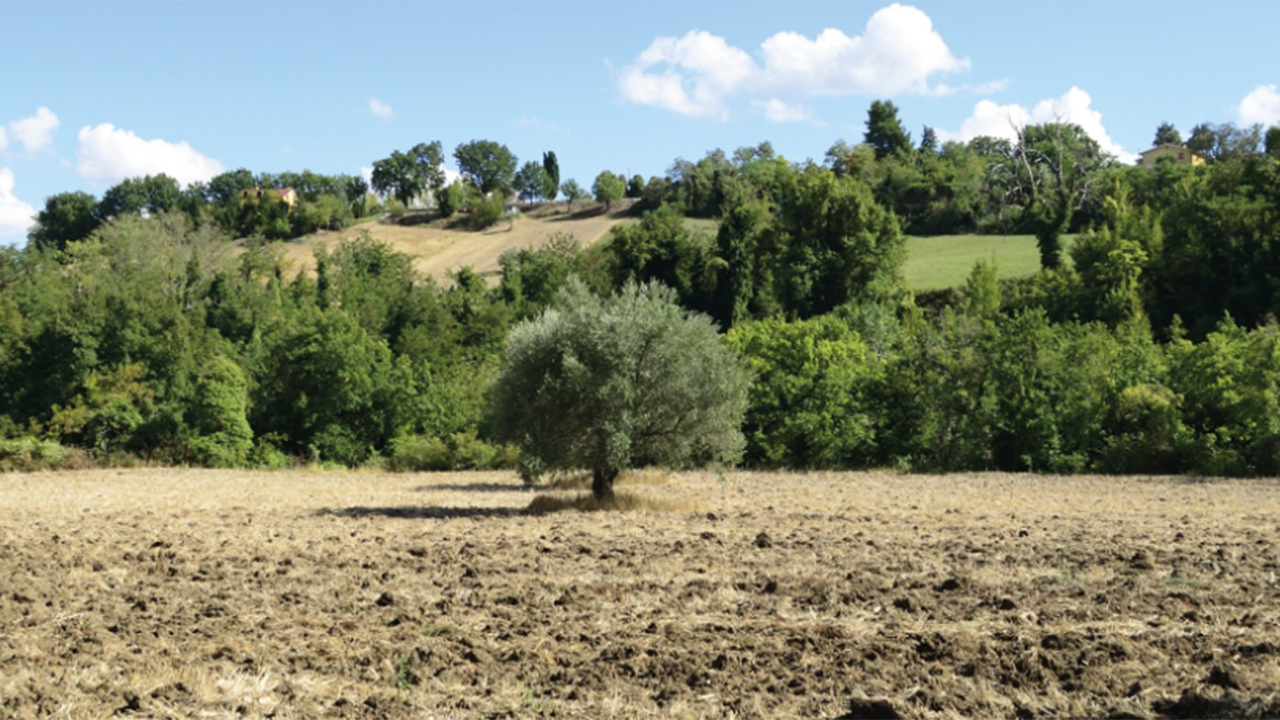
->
2, 469, 1279, 719
276, 203, 630, 285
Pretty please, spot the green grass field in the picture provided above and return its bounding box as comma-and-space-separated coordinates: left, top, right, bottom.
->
904, 234, 1074, 290
599, 220, 1069, 292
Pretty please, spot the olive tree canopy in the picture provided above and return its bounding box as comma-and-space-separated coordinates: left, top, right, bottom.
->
491, 279, 750, 500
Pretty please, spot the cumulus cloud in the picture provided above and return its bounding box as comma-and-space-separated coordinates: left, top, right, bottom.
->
943, 87, 1136, 164
369, 98, 395, 121
76, 124, 224, 188
8, 107, 60, 152
0, 126, 6, 152
758, 99, 812, 123
0, 168, 36, 237
618, 4, 976, 120
1238, 84, 1280, 126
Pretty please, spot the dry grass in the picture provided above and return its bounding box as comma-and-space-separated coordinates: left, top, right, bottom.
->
2, 469, 1279, 719
272, 203, 630, 285
528, 489, 700, 515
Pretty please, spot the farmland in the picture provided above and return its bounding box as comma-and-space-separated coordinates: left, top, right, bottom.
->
3, 469, 1278, 719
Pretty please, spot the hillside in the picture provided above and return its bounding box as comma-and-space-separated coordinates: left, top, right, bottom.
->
903, 234, 1075, 290
275, 201, 634, 283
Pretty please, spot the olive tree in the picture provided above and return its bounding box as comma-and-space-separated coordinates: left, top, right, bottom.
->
491, 279, 750, 500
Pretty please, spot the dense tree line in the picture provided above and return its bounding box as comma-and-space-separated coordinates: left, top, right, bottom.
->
6, 107, 1280, 478
29, 169, 374, 250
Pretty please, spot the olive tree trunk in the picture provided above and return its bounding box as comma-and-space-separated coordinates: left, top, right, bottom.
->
592, 467, 619, 502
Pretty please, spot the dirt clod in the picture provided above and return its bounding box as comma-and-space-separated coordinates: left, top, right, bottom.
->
842, 696, 902, 719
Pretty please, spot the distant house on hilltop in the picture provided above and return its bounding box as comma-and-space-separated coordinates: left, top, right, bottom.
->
1139, 144, 1205, 168
238, 186, 298, 211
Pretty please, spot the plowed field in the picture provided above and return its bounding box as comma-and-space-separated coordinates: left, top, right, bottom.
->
2, 469, 1279, 719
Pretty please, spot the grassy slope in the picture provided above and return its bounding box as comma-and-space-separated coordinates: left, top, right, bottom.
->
903, 234, 1075, 291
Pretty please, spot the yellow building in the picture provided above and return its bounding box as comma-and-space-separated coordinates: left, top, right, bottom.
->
238, 186, 299, 210
1138, 144, 1205, 168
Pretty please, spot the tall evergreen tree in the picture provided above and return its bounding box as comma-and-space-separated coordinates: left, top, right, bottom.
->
864, 100, 912, 160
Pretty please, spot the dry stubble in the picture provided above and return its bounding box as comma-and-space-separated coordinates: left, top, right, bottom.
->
1, 469, 1279, 719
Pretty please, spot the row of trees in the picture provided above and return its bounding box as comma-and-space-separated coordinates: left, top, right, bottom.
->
29, 169, 374, 250
7, 105, 1280, 482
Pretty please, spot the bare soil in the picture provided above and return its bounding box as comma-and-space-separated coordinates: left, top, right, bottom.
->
2, 469, 1279, 719
277, 203, 628, 285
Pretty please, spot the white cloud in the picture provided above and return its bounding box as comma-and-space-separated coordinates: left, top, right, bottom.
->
619, 4, 977, 120
759, 99, 812, 123
618, 30, 757, 119
0, 126, 7, 152
369, 98, 395, 120
8, 107, 60, 152
944, 87, 1136, 164
0, 168, 36, 237
361, 166, 373, 186
1238, 84, 1280, 126
75, 124, 224, 188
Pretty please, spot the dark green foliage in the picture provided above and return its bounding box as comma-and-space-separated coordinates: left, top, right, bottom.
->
919, 126, 939, 155
1153, 122, 1182, 147
371, 142, 446, 207
626, 174, 645, 199
490, 280, 750, 499
774, 167, 905, 317
454, 140, 518, 196
1267, 126, 1280, 158
97, 174, 182, 221
708, 201, 777, 328
252, 307, 395, 465
514, 161, 549, 203
608, 206, 708, 308
541, 152, 560, 201
864, 100, 912, 160
29, 191, 100, 251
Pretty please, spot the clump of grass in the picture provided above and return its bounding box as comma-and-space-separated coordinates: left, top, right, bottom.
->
527, 490, 699, 514
544, 468, 673, 491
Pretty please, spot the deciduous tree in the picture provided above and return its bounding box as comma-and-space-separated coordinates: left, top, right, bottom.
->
592, 171, 625, 210
370, 142, 446, 208
29, 191, 100, 251
454, 140, 518, 196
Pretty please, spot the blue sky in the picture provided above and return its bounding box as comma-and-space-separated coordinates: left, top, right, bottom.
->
2, 2, 1278, 243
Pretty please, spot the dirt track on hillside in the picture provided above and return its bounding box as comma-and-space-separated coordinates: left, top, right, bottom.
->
278, 205, 628, 285
2, 470, 1279, 719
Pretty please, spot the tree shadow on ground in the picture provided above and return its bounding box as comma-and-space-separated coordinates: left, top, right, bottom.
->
315, 505, 526, 520
413, 483, 529, 494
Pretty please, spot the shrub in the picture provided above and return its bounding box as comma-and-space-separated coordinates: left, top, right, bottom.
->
468, 195, 505, 230
386, 430, 513, 472
0, 437, 92, 472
